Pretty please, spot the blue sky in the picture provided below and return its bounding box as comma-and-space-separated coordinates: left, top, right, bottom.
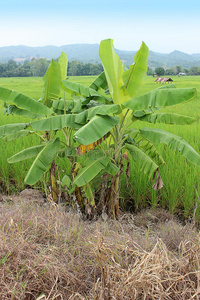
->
1, 0, 200, 54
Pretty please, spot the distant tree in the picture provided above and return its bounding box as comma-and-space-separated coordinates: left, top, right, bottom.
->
82, 63, 92, 75
68, 60, 104, 76
68, 61, 79, 76
89, 63, 103, 75
155, 67, 165, 76
176, 65, 182, 74
190, 66, 199, 75
147, 67, 154, 76
165, 68, 175, 76
184, 68, 189, 75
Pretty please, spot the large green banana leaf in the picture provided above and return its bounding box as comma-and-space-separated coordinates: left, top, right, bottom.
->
59, 52, 68, 80
157, 84, 177, 89
89, 71, 108, 91
0, 123, 28, 138
5, 105, 45, 119
71, 98, 83, 113
25, 138, 60, 185
125, 143, 158, 178
75, 104, 121, 124
87, 104, 121, 119
106, 161, 119, 176
138, 113, 196, 125
3, 130, 31, 141
74, 115, 120, 145
140, 127, 200, 166
0, 87, 53, 115
133, 107, 162, 118
122, 42, 149, 98
8, 145, 45, 163
99, 39, 129, 104
31, 114, 82, 131
74, 156, 110, 187
62, 80, 106, 99
53, 99, 73, 111
122, 87, 197, 111
134, 137, 165, 166
39, 59, 62, 106
131, 85, 177, 118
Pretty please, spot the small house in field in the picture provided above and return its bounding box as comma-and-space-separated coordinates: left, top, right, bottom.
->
155, 77, 173, 84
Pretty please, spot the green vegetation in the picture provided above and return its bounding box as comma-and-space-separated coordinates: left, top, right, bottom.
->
1, 40, 200, 221
0, 75, 200, 219
152, 65, 200, 76
0, 58, 104, 77
155, 67, 165, 76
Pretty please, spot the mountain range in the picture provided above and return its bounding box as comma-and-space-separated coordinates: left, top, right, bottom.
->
0, 44, 200, 69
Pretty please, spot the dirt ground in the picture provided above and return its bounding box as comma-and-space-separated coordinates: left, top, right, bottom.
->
1, 189, 200, 299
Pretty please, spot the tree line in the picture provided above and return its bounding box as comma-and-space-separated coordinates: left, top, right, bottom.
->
0, 58, 104, 77
147, 66, 200, 76
1, 58, 200, 78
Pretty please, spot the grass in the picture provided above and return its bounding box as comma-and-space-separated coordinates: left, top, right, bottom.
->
1, 75, 200, 220
121, 75, 200, 219
0, 195, 200, 299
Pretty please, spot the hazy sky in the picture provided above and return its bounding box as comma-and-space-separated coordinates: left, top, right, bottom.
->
1, 0, 200, 54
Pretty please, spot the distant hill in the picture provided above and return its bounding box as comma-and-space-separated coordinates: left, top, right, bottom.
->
0, 44, 200, 69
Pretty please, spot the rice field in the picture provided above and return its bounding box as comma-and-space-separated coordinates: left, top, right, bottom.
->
1, 75, 200, 220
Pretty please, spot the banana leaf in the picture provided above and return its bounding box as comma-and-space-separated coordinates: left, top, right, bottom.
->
53, 99, 73, 111
71, 98, 83, 113
140, 127, 200, 166
5, 105, 45, 119
106, 161, 119, 176
8, 145, 45, 163
89, 71, 108, 91
133, 107, 162, 118
99, 39, 129, 104
0, 123, 28, 138
125, 143, 158, 178
138, 113, 196, 125
25, 138, 60, 185
122, 42, 149, 98
75, 104, 121, 124
39, 59, 62, 106
135, 137, 165, 166
0, 87, 53, 115
62, 80, 104, 98
74, 156, 110, 187
74, 115, 119, 145
122, 87, 197, 111
3, 130, 31, 141
31, 114, 82, 131
59, 52, 68, 80
62, 175, 71, 188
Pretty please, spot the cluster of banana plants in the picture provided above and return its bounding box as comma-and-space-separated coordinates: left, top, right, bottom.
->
1, 38, 200, 219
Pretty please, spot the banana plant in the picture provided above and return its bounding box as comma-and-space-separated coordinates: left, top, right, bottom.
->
0, 51, 119, 209
67, 39, 200, 218
0, 52, 81, 202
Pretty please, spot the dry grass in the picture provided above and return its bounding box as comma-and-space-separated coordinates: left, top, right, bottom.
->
1, 193, 200, 299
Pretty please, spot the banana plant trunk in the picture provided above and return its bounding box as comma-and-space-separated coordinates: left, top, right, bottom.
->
107, 172, 120, 219
71, 164, 85, 213
75, 186, 85, 213
50, 160, 58, 202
